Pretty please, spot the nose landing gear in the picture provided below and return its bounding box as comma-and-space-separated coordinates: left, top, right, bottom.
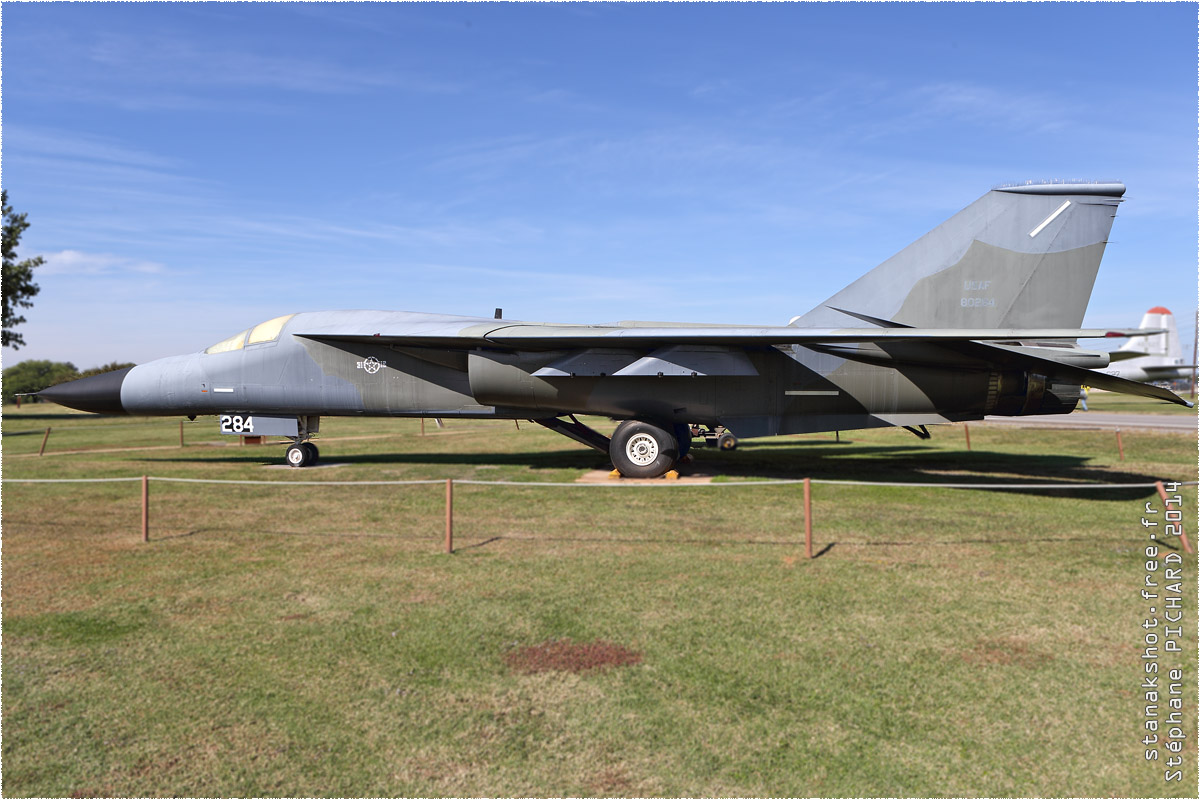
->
283, 416, 321, 468
286, 441, 320, 468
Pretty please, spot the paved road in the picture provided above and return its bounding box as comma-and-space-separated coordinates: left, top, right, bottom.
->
982, 411, 1196, 433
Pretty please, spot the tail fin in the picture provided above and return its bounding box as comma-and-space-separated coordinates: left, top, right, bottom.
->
1117, 306, 1182, 360
793, 181, 1125, 330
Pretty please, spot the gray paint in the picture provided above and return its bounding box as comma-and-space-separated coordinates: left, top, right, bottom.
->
44, 182, 1189, 473
794, 186, 1122, 330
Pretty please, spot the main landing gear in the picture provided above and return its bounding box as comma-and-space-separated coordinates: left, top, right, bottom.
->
535, 416, 738, 479
609, 420, 683, 478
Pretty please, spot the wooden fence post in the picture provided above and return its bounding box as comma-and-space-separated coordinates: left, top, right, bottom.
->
38, 427, 51, 456
141, 476, 150, 543
179, 419, 184, 448
1116, 429, 1125, 462
444, 479, 454, 554
1155, 480, 1193, 555
964, 423, 971, 451
804, 477, 813, 559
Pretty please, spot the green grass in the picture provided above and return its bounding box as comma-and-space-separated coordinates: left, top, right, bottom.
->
1082, 388, 1197, 415
2, 403, 1197, 796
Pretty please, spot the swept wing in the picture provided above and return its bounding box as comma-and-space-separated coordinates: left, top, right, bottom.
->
295, 324, 1154, 349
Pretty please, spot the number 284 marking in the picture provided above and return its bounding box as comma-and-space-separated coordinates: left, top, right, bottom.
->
219, 415, 254, 434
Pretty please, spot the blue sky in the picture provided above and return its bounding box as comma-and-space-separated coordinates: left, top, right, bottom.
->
3, 1, 1196, 367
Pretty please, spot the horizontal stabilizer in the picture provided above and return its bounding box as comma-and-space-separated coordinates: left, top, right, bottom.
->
962, 341, 1193, 407
1108, 349, 1149, 362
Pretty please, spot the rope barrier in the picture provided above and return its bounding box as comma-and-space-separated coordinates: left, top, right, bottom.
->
4, 477, 145, 483
3, 476, 1195, 489
151, 476, 445, 487
5, 474, 1194, 555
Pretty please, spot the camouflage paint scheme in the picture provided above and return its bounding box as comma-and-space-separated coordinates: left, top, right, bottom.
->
41, 182, 1191, 474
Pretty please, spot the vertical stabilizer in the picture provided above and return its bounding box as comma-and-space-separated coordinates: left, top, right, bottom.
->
1117, 306, 1181, 360
793, 182, 1125, 330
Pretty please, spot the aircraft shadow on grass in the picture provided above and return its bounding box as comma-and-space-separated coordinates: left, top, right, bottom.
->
3, 411, 125, 422
144, 438, 1171, 500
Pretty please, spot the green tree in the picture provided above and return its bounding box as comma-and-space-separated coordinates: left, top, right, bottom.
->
3, 191, 45, 349
77, 361, 137, 380
2, 360, 78, 404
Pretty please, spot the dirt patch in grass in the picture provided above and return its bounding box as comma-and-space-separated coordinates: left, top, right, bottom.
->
960, 636, 1054, 668
504, 639, 643, 674
587, 765, 635, 795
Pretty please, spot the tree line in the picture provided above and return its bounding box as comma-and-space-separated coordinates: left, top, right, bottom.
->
3, 360, 136, 405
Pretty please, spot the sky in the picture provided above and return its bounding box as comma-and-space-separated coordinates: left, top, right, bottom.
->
2, 1, 1197, 368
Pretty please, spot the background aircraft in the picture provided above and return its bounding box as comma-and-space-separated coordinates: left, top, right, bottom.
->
40, 181, 1190, 477
1097, 306, 1195, 384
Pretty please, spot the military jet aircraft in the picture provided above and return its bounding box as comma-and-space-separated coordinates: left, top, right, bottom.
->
40, 181, 1191, 477
1096, 306, 1195, 384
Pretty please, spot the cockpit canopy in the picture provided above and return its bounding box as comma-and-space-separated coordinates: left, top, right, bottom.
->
205, 314, 295, 354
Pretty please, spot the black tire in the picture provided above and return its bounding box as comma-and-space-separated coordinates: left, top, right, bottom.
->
302, 442, 320, 464
717, 432, 738, 451
610, 420, 678, 478
286, 443, 311, 468
674, 423, 693, 459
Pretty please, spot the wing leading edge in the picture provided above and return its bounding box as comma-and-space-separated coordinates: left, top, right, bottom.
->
296, 325, 1155, 349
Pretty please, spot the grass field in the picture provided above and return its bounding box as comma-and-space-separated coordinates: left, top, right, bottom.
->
1079, 388, 1197, 415
2, 398, 1197, 796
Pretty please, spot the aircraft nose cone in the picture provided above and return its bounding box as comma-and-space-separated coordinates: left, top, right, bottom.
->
37, 367, 132, 414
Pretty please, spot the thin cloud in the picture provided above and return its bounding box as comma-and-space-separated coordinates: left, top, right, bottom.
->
210, 214, 546, 250
84, 33, 462, 95
522, 88, 608, 114
39, 250, 167, 277
5, 127, 179, 170
689, 78, 736, 100
850, 81, 1080, 141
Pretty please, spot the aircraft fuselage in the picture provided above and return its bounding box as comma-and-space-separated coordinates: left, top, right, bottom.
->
93, 310, 1077, 441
